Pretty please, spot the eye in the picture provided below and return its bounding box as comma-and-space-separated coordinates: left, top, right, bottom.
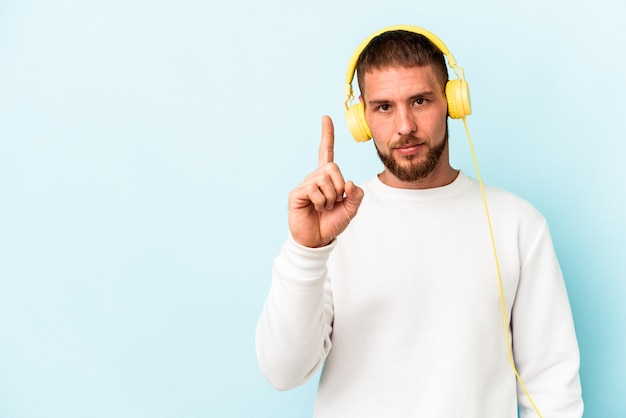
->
377, 104, 391, 112
413, 98, 426, 106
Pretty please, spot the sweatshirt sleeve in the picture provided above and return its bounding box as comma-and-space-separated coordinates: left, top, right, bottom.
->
512, 220, 584, 417
255, 236, 335, 390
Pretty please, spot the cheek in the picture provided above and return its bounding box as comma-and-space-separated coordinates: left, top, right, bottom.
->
369, 128, 390, 154
433, 114, 448, 134
369, 126, 391, 151
365, 114, 390, 142
426, 107, 449, 136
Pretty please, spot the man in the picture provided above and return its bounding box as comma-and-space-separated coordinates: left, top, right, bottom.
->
256, 27, 583, 417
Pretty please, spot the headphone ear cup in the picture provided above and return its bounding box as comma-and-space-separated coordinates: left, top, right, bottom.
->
445, 79, 472, 119
345, 102, 372, 142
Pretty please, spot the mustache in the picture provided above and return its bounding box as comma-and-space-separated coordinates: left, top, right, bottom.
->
391, 135, 424, 148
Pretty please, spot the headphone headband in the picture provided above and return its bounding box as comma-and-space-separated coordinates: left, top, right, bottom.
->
345, 25, 458, 87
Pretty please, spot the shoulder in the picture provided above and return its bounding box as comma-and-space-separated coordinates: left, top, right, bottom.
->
485, 182, 538, 208
474, 179, 551, 249
483, 182, 544, 221
450, 172, 546, 226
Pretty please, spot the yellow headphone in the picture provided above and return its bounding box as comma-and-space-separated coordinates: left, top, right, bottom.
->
344, 25, 472, 142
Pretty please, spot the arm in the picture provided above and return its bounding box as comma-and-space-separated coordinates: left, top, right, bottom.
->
256, 116, 364, 390
512, 220, 584, 417
255, 237, 335, 390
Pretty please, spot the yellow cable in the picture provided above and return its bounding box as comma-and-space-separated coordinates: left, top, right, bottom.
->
462, 118, 543, 418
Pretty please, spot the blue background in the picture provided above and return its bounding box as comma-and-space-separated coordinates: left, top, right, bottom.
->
1, 0, 624, 416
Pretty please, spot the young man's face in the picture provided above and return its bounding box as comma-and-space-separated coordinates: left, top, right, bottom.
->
361, 64, 450, 188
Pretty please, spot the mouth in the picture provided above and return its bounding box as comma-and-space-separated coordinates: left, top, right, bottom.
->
393, 142, 425, 157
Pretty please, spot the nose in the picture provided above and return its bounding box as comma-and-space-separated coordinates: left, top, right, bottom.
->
396, 106, 417, 136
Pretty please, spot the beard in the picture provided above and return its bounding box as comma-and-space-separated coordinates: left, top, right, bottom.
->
375, 128, 448, 183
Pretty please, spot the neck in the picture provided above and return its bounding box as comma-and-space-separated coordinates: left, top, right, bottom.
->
379, 165, 459, 189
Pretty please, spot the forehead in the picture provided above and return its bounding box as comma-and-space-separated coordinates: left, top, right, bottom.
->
361, 65, 444, 98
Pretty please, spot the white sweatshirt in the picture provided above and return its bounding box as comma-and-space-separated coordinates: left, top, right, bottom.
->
256, 172, 583, 417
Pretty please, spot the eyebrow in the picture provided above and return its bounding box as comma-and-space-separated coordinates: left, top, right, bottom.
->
367, 99, 391, 107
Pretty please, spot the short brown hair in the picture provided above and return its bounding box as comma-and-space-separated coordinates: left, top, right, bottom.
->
356, 30, 448, 95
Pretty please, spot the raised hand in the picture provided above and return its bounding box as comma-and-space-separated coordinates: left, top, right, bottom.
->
288, 115, 364, 248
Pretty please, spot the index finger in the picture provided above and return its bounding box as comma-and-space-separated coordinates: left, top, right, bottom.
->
318, 115, 335, 168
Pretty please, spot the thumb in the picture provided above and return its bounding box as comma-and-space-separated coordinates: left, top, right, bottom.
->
343, 181, 364, 218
